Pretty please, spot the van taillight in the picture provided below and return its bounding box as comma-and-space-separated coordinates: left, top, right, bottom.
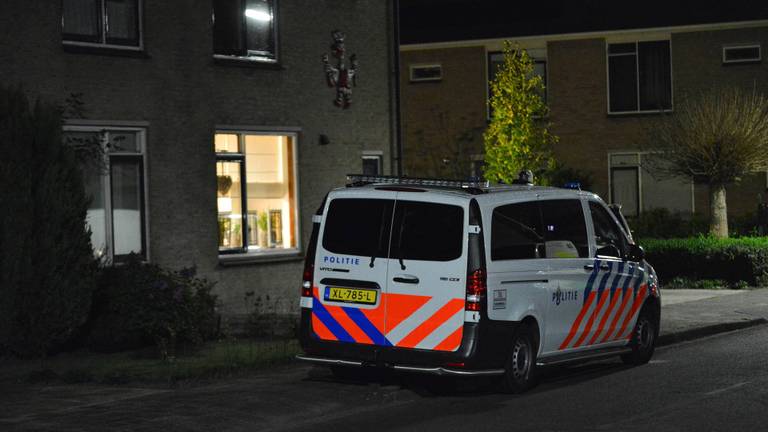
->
465, 268, 486, 311
301, 263, 313, 298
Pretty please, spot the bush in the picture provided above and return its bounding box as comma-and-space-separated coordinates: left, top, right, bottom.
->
0, 86, 97, 357
628, 208, 709, 239
641, 237, 768, 287
87, 255, 219, 358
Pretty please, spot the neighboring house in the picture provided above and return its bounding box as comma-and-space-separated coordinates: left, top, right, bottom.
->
0, 0, 397, 323
399, 3, 768, 218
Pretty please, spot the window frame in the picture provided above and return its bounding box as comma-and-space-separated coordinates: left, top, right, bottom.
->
361, 151, 383, 176
486, 50, 547, 120
61, 0, 144, 51
212, 0, 280, 64
215, 128, 300, 261
63, 123, 150, 263
409, 64, 443, 82
722, 44, 762, 64
606, 40, 673, 115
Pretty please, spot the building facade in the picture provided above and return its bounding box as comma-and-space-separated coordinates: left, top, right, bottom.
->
1, 0, 397, 323
400, 19, 768, 219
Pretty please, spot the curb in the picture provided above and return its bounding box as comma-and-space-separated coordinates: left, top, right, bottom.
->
657, 318, 768, 346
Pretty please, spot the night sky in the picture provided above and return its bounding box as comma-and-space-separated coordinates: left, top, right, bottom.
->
399, 0, 768, 44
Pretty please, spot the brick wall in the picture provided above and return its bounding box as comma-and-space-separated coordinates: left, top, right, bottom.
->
0, 0, 394, 320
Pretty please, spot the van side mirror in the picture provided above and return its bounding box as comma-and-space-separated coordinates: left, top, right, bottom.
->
627, 244, 645, 262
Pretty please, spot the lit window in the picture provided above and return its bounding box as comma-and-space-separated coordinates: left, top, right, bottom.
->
215, 132, 298, 255
213, 0, 278, 62
64, 126, 147, 262
607, 41, 672, 113
62, 0, 142, 49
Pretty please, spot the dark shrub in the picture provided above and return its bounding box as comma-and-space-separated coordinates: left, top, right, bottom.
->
641, 237, 768, 287
87, 255, 219, 357
627, 208, 709, 239
0, 86, 97, 357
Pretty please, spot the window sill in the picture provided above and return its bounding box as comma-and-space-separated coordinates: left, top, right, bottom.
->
607, 109, 673, 117
218, 250, 303, 267
62, 42, 148, 58
212, 55, 283, 70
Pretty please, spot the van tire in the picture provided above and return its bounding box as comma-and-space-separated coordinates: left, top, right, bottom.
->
499, 324, 538, 393
621, 306, 658, 366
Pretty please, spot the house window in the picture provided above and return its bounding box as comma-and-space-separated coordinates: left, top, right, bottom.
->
409, 64, 443, 82
488, 51, 546, 118
64, 126, 147, 262
609, 152, 693, 217
215, 132, 298, 255
362, 154, 382, 175
213, 0, 278, 62
607, 41, 672, 113
62, 0, 142, 49
722, 44, 761, 64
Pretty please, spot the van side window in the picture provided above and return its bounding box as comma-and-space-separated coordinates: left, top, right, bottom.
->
322, 199, 394, 257
540, 199, 590, 258
392, 201, 464, 261
491, 202, 544, 260
589, 201, 629, 259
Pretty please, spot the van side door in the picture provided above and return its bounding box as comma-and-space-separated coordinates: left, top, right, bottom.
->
539, 198, 595, 355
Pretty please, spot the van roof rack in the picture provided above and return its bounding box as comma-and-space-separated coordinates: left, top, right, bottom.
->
346, 174, 489, 191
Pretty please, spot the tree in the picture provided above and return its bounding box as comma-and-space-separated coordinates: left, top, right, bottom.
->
484, 41, 557, 184
645, 87, 768, 238
0, 86, 97, 357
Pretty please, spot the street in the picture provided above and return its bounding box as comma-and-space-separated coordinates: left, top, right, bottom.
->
3, 324, 768, 432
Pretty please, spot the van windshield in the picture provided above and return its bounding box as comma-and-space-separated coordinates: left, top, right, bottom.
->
322, 198, 394, 257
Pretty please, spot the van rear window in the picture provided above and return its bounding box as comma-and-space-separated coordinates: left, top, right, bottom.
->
392, 201, 464, 262
322, 199, 394, 257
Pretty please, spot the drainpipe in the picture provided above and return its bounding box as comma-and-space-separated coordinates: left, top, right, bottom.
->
389, 0, 403, 176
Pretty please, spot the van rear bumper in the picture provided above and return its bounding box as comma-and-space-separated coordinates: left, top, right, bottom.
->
298, 307, 517, 372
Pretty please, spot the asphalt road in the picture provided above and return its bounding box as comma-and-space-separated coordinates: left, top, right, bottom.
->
3, 325, 768, 431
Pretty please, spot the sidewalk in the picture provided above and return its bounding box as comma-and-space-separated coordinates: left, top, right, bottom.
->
658, 288, 768, 345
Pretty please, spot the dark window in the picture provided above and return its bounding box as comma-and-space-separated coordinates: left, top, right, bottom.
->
491, 202, 544, 260
608, 41, 671, 113
589, 201, 629, 259
322, 199, 394, 258
410, 65, 443, 82
213, 0, 277, 61
723, 45, 761, 64
362, 156, 381, 176
62, 0, 140, 47
540, 199, 589, 258
392, 201, 464, 262
488, 51, 547, 118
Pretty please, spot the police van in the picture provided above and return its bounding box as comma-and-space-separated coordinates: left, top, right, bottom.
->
297, 174, 660, 392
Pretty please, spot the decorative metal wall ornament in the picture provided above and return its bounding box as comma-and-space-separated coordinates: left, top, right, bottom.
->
322, 30, 358, 109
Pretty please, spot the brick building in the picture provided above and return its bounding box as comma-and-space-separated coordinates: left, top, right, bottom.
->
399, 2, 768, 219
1, 0, 397, 323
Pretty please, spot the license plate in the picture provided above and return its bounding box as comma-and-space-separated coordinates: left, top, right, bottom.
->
324, 287, 378, 305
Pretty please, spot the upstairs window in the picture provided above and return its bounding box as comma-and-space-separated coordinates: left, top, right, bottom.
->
62, 0, 142, 49
722, 44, 761, 64
488, 51, 547, 118
213, 0, 278, 62
607, 41, 672, 113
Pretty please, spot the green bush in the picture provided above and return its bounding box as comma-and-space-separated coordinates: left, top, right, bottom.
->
641, 236, 768, 287
628, 208, 709, 239
0, 86, 97, 357
87, 255, 219, 358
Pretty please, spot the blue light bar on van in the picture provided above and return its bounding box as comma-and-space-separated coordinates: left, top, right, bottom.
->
563, 182, 581, 190
346, 174, 489, 189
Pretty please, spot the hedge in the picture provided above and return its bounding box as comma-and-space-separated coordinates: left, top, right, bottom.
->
641, 237, 768, 287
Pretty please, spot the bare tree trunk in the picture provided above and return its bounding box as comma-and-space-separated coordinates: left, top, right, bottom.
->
710, 185, 729, 238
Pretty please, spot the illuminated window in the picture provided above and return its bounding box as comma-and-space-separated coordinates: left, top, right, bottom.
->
213, 0, 278, 62
64, 126, 147, 262
215, 132, 298, 255
62, 0, 142, 49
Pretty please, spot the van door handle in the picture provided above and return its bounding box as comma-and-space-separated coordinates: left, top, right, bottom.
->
584, 264, 611, 271
393, 276, 419, 284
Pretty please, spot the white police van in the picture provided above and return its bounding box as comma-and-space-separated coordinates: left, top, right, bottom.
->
297, 174, 660, 392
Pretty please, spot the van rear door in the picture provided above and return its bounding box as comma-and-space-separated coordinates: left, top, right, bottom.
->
384, 196, 468, 352
312, 192, 395, 346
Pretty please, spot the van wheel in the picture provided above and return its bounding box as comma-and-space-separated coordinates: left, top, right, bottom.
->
500, 324, 538, 393
621, 306, 658, 366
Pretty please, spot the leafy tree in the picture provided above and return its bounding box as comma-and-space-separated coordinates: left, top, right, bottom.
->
484, 41, 557, 184
0, 86, 97, 357
645, 87, 768, 238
